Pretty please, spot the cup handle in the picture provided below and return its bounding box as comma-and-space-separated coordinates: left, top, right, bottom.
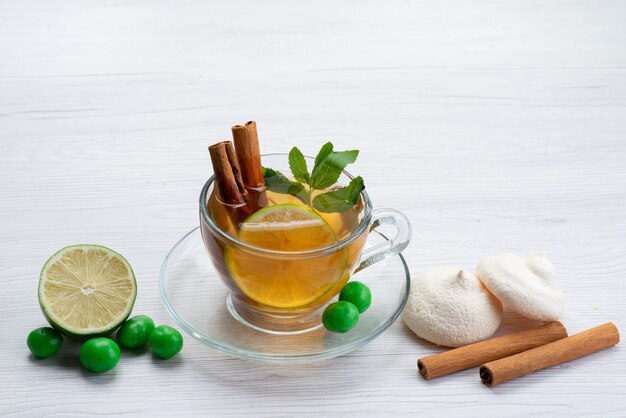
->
354, 208, 412, 273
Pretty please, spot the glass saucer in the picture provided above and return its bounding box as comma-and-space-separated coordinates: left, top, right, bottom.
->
159, 227, 411, 363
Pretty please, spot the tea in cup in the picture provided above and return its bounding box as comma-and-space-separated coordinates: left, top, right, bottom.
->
200, 153, 410, 334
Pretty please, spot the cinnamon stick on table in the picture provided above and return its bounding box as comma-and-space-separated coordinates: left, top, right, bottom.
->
480, 322, 620, 387
418, 322, 568, 380
208, 141, 251, 224
231, 121, 268, 211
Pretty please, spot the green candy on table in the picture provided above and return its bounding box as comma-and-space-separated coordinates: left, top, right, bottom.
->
116, 315, 155, 349
339, 281, 372, 313
27, 327, 63, 359
80, 338, 121, 373
322, 301, 359, 333
149, 325, 183, 359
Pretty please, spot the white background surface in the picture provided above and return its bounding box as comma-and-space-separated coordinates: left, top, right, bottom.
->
1, 1, 625, 416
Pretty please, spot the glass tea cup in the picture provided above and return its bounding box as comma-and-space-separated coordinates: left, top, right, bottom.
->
200, 154, 411, 334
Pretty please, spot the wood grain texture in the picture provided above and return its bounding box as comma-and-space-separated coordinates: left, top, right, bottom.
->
1, 0, 625, 416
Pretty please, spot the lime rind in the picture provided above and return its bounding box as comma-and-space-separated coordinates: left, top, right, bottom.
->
243, 203, 330, 224
38, 244, 137, 340
238, 203, 336, 247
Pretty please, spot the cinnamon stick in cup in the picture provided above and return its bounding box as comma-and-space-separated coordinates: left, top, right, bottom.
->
208, 141, 251, 225
217, 140, 246, 199
209, 141, 245, 205
231, 121, 268, 211
480, 322, 620, 387
418, 322, 567, 380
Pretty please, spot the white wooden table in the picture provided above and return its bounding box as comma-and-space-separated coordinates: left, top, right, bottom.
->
2, 1, 625, 416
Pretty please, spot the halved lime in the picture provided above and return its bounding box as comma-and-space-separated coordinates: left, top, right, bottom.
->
38, 245, 137, 339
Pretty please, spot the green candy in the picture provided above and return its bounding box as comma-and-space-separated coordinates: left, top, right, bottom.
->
80, 338, 120, 373
339, 281, 372, 313
149, 325, 183, 359
116, 315, 155, 349
322, 301, 359, 333
27, 327, 63, 359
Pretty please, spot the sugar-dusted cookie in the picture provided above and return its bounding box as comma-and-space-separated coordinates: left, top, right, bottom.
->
476, 253, 563, 321
402, 267, 503, 347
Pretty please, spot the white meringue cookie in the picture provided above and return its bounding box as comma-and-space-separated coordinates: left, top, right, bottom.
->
402, 267, 503, 348
476, 253, 563, 321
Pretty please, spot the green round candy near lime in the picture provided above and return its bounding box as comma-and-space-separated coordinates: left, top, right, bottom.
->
27, 327, 63, 359
339, 281, 372, 313
149, 325, 183, 359
79, 338, 120, 373
322, 301, 359, 333
116, 315, 155, 349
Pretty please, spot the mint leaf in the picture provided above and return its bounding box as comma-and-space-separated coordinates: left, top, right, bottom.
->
313, 176, 364, 213
314, 142, 334, 169
262, 142, 362, 213
310, 148, 359, 190
288, 147, 309, 183
262, 167, 308, 205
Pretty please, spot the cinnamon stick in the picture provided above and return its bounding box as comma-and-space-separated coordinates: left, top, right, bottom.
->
218, 140, 246, 199
418, 322, 568, 380
231, 121, 268, 210
480, 322, 620, 387
208, 141, 255, 228
208, 142, 245, 205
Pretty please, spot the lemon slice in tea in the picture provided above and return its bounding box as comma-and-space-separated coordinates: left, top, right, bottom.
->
225, 204, 347, 309
38, 245, 137, 339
